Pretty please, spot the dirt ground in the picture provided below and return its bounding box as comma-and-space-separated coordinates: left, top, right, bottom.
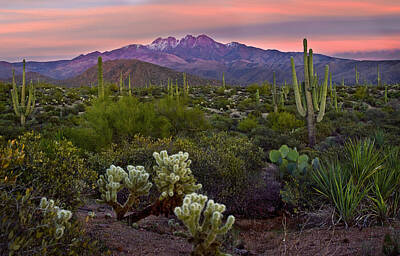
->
76, 200, 399, 256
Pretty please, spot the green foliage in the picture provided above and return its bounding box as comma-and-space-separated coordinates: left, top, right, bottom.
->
176, 132, 264, 216
174, 193, 235, 256
354, 86, 368, 100
156, 97, 209, 136
267, 111, 303, 132
311, 161, 367, 227
67, 97, 171, 151
269, 145, 318, 208
237, 116, 258, 132
0, 186, 99, 255
15, 132, 97, 208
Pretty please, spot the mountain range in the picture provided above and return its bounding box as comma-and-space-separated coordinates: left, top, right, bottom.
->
1, 34, 399, 86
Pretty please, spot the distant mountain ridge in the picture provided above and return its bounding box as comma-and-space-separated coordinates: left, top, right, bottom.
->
1, 34, 400, 85
64, 59, 220, 87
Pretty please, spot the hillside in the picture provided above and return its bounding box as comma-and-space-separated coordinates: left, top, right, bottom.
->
62, 59, 220, 87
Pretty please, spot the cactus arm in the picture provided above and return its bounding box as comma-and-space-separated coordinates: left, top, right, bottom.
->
291, 57, 306, 117
317, 65, 329, 122
119, 71, 123, 94
25, 80, 34, 116
312, 74, 319, 111
11, 69, 21, 117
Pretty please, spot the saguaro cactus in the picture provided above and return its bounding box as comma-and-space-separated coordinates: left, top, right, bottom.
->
272, 71, 278, 113
119, 71, 124, 94
377, 64, 381, 87
222, 72, 226, 89
355, 64, 359, 85
128, 74, 132, 96
174, 193, 235, 256
291, 38, 329, 147
11, 59, 36, 126
97, 56, 104, 98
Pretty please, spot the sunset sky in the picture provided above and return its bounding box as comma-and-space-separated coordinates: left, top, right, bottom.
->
1, 0, 399, 62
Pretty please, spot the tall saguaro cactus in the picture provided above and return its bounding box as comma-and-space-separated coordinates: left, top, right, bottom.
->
291, 38, 329, 147
97, 56, 104, 98
377, 64, 381, 87
272, 71, 278, 113
11, 59, 36, 126
355, 64, 359, 85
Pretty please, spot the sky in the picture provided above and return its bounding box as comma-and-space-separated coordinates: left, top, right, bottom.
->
0, 0, 399, 62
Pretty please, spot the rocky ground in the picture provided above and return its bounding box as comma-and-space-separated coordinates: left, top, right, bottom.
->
77, 199, 399, 256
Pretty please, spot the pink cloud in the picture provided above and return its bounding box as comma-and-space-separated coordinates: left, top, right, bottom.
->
0, 0, 399, 61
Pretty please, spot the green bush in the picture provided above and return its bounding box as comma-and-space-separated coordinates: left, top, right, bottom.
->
0, 185, 99, 255
15, 132, 98, 208
156, 97, 209, 136
237, 116, 258, 132
88, 132, 265, 216
175, 132, 265, 216
267, 111, 303, 132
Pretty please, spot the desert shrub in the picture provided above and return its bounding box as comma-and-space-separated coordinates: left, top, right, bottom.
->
67, 97, 171, 151
354, 86, 369, 100
267, 111, 304, 132
14, 132, 97, 208
250, 126, 303, 151
87, 135, 175, 175
175, 132, 265, 216
89, 132, 265, 216
237, 98, 255, 111
209, 114, 235, 131
0, 184, 99, 255
237, 116, 258, 132
156, 97, 209, 136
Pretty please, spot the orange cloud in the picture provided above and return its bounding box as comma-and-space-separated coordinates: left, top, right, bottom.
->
0, 0, 399, 61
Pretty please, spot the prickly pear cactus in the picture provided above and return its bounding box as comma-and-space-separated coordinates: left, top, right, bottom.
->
97, 165, 152, 219
269, 145, 319, 208
153, 151, 202, 201
174, 193, 235, 256
269, 145, 316, 176
39, 197, 72, 239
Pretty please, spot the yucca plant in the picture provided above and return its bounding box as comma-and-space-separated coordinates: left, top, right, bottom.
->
369, 147, 400, 222
344, 138, 384, 186
311, 161, 368, 227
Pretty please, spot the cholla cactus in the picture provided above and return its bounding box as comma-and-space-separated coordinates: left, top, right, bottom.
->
153, 151, 202, 201
174, 193, 235, 256
39, 197, 73, 239
97, 165, 152, 219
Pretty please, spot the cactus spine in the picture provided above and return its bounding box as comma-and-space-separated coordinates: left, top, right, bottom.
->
97, 56, 104, 98
291, 38, 328, 147
272, 71, 278, 113
11, 59, 36, 126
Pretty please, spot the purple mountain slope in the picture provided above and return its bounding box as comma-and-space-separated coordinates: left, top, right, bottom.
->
2, 35, 400, 85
